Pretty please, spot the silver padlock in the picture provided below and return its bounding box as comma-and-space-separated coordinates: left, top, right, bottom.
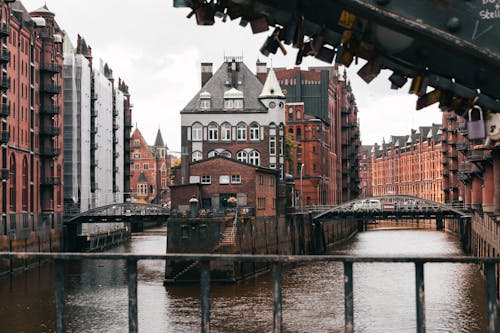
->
467, 106, 486, 140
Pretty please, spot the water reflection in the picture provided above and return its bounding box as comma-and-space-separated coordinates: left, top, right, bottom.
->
0, 228, 488, 332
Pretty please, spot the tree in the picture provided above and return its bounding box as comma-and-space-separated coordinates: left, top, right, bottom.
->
285, 134, 298, 173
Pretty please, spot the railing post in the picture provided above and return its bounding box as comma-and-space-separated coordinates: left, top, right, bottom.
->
485, 263, 498, 333
128, 259, 138, 333
55, 259, 65, 333
344, 261, 354, 333
272, 263, 283, 333
200, 260, 211, 333
415, 262, 425, 333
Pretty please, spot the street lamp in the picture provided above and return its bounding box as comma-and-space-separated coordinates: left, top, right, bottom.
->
300, 163, 304, 212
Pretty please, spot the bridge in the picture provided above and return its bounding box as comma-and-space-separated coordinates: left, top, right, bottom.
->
311, 195, 470, 220
66, 203, 170, 224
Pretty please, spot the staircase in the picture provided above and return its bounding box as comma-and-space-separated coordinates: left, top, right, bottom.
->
171, 260, 200, 281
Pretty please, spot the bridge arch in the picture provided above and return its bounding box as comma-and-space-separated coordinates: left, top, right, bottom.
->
313, 195, 470, 220
67, 203, 170, 224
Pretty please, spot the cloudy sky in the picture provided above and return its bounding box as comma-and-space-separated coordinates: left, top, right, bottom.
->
24, 0, 441, 152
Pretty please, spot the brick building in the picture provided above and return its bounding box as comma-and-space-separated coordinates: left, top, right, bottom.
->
371, 124, 444, 203
130, 128, 170, 205
176, 57, 285, 216
0, 1, 64, 254
258, 64, 361, 205
180, 57, 286, 181
171, 156, 278, 216
359, 145, 373, 198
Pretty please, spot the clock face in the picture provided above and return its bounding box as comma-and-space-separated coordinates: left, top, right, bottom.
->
269, 101, 276, 109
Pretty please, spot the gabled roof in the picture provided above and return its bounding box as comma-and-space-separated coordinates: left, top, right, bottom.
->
131, 128, 154, 159
259, 68, 285, 99
181, 60, 266, 113
154, 129, 165, 147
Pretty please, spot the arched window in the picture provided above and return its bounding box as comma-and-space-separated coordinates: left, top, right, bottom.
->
221, 123, 231, 141
208, 150, 218, 158
237, 123, 247, 141
9, 155, 16, 212
22, 157, 28, 211
296, 109, 301, 119
249, 123, 260, 141
237, 151, 248, 163
208, 122, 218, 141
192, 151, 202, 162
249, 150, 260, 166
220, 150, 231, 158
192, 123, 202, 141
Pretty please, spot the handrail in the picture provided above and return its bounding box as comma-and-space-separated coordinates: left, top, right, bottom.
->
0, 252, 498, 333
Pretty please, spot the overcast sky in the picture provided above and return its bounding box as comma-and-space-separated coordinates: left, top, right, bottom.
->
24, 0, 441, 152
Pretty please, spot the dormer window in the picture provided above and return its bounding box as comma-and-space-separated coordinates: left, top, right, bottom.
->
199, 91, 211, 110
223, 88, 244, 110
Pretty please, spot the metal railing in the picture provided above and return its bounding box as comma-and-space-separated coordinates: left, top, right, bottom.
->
1, 252, 498, 333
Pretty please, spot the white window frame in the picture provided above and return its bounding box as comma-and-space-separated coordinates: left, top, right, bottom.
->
237, 151, 248, 163
208, 123, 218, 142
231, 175, 241, 184
201, 175, 211, 184
221, 123, 231, 141
249, 150, 260, 166
237, 123, 247, 141
200, 99, 210, 109
192, 123, 202, 141
269, 136, 276, 156
250, 123, 260, 141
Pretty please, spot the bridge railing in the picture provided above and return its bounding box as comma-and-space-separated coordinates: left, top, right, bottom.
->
0, 252, 497, 333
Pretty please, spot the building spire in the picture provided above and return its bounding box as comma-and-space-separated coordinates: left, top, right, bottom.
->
259, 68, 284, 99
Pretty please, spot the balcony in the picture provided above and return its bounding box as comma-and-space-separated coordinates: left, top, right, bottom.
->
0, 48, 10, 63
113, 123, 119, 131
41, 105, 60, 115
0, 75, 10, 90
40, 62, 62, 73
91, 126, 97, 134
0, 23, 9, 37
40, 125, 60, 137
41, 83, 61, 94
91, 142, 98, 151
113, 108, 119, 116
114, 152, 120, 159
41, 176, 61, 186
91, 109, 98, 117
0, 131, 9, 144
0, 103, 9, 117
40, 147, 61, 157
91, 92, 98, 100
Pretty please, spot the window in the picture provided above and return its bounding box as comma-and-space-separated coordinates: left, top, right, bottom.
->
200, 99, 210, 109
201, 175, 211, 184
137, 183, 147, 195
237, 151, 248, 163
249, 150, 260, 166
208, 150, 217, 158
219, 175, 230, 184
192, 151, 202, 162
231, 175, 241, 184
208, 123, 218, 141
22, 158, 28, 211
250, 123, 260, 141
257, 197, 266, 210
134, 163, 139, 170
296, 110, 301, 119
224, 98, 243, 109
259, 175, 264, 186
133, 139, 140, 147
143, 163, 149, 170
133, 153, 140, 159
221, 123, 231, 141
237, 123, 247, 141
269, 136, 276, 156
296, 128, 302, 140
192, 123, 202, 141
270, 176, 275, 185
288, 107, 293, 119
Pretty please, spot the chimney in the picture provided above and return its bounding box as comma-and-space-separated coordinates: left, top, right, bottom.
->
256, 60, 267, 84
201, 62, 213, 87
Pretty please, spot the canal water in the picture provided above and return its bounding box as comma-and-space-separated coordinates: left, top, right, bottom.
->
0, 227, 487, 332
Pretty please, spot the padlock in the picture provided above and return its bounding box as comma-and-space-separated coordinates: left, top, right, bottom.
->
467, 105, 486, 140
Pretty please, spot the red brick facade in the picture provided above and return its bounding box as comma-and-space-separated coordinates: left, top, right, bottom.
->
370, 125, 445, 202
171, 156, 278, 217
129, 128, 170, 205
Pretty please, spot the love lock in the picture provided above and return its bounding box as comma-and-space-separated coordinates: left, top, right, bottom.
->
467, 105, 486, 140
